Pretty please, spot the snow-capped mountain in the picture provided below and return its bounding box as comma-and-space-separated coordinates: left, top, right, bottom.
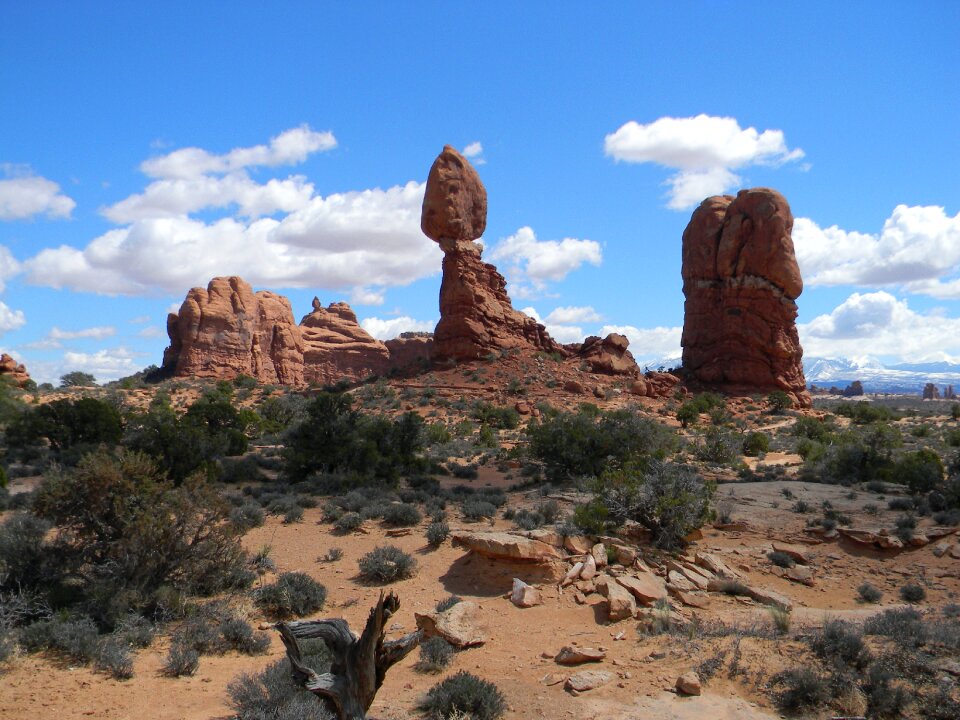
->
803, 356, 960, 394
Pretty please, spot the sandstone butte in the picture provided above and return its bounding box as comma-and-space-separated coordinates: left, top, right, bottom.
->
0, 353, 31, 387
162, 277, 432, 386
680, 188, 811, 408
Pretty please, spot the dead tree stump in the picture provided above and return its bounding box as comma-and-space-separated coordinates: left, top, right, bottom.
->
277, 591, 421, 720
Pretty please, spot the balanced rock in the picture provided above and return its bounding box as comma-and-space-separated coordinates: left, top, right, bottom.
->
681, 189, 810, 407
163, 276, 304, 385
0, 353, 31, 387
299, 298, 390, 386
422, 146, 563, 363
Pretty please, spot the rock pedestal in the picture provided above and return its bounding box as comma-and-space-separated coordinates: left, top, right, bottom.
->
681, 188, 810, 407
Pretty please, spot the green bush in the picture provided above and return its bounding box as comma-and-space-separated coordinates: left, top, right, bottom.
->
230, 503, 266, 532
164, 642, 199, 677
767, 550, 795, 568
382, 503, 422, 527
417, 635, 455, 673
810, 620, 870, 669
892, 448, 943, 495
334, 512, 363, 533
255, 572, 327, 619
358, 546, 417, 584
576, 461, 714, 550
425, 521, 450, 547
742, 431, 770, 457
19, 616, 100, 663
419, 671, 506, 720
95, 638, 134, 680
857, 582, 883, 603
771, 668, 830, 713
900, 583, 926, 603
694, 427, 740, 465
461, 498, 496, 521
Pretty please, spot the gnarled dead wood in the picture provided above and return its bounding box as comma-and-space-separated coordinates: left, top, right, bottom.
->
277, 591, 421, 720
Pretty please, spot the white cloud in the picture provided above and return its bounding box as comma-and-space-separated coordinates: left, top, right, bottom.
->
349, 287, 385, 306
462, 141, 485, 165
600, 324, 682, 362
141, 125, 336, 179
0, 302, 26, 334
488, 226, 601, 296
794, 205, 960, 296
24, 325, 116, 349
544, 305, 601, 325
799, 291, 960, 362
360, 316, 435, 340
59, 347, 142, 382
604, 114, 804, 210
0, 246, 21, 293
128, 315, 151, 324
24, 181, 440, 296
0, 165, 76, 220
138, 326, 165, 338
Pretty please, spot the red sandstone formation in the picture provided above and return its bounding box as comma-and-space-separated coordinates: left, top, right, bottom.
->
576, 333, 639, 375
384, 332, 434, 374
680, 188, 810, 407
0, 353, 31, 387
422, 145, 563, 363
300, 298, 390, 386
162, 276, 304, 385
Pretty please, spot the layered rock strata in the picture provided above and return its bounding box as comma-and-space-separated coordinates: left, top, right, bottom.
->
681, 188, 810, 407
421, 145, 563, 363
300, 298, 390, 385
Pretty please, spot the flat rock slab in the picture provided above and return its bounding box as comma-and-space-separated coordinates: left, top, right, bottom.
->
555, 646, 606, 665
415, 600, 486, 648
616, 573, 667, 605
452, 530, 563, 562
566, 670, 613, 693
771, 541, 810, 564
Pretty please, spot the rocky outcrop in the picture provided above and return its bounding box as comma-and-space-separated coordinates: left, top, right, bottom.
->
162, 276, 304, 385
451, 530, 563, 562
681, 188, 810, 407
575, 333, 639, 375
300, 298, 390, 386
422, 145, 563, 363
384, 332, 433, 374
0, 354, 31, 387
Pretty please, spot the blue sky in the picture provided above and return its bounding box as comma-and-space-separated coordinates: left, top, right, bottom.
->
1, 2, 959, 383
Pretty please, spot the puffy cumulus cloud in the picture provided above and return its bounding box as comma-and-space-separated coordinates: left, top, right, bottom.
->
604, 115, 804, 210
794, 205, 960, 297
24, 325, 116, 350
799, 291, 960, 361
520, 306, 587, 345
544, 305, 601, 325
103, 173, 316, 222
138, 326, 165, 338
0, 165, 76, 220
140, 125, 336, 179
360, 316, 435, 340
349, 287, 386, 306
24, 181, 440, 295
29, 347, 143, 385
488, 226, 601, 296
0, 302, 26, 334
600, 324, 682, 363
0, 246, 21, 293
462, 141, 485, 165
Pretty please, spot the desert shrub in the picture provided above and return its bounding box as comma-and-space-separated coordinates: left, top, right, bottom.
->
791, 499, 812, 513
767, 390, 793, 412
95, 637, 134, 679
511, 508, 545, 530
282, 393, 424, 484
864, 607, 926, 647
436, 595, 462, 613
220, 456, 266, 484
793, 416, 835, 442
899, 582, 926, 603
321, 547, 343, 562
694, 427, 741, 465
164, 642, 199, 677
890, 448, 943, 495
382, 503, 422, 527
255, 572, 327, 619
461, 498, 496, 521
810, 620, 870, 668
857, 582, 883, 603
834, 401, 897, 424
115, 614, 154, 648
771, 667, 830, 713
742, 432, 770, 457
714, 579, 750, 596
282, 505, 304, 524
576, 461, 714, 550
358, 546, 416, 584
863, 663, 909, 718
768, 606, 792, 635
425, 521, 450, 547
334, 512, 363, 533
220, 618, 271, 655
5, 397, 122, 455
472, 402, 519, 430
419, 671, 506, 720
0, 630, 14, 663
449, 462, 479, 479
19, 616, 100, 663
0, 512, 53, 591
527, 407, 676, 481
31, 448, 249, 624
417, 635, 455, 673
887, 496, 914, 511
918, 687, 960, 720
230, 502, 266, 532
767, 551, 795, 568
227, 638, 334, 720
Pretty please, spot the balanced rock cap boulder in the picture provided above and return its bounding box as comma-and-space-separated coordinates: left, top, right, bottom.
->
681, 188, 810, 407
421, 145, 487, 250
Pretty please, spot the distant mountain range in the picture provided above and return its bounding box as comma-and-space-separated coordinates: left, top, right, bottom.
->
804, 356, 960, 395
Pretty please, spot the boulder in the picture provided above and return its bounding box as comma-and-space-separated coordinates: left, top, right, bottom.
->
694, 552, 740, 579
564, 535, 593, 554
566, 670, 613, 693
676, 671, 702, 696
772, 541, 811, 565
680, 189, 810, 407
415, 601, 486, 648
576, 333, 639, 375
591, 543, 608, 569
0, 353, 30, 387
510, 578, 543, 608
555, 646, 605, 665
421, 146, 563, 363
596, 575, 636, 621
580, 553, 598, 581
615, 573, 667, 605
745, 586, 793, 612
562, 561, 584, 587
451, 530, 563, 562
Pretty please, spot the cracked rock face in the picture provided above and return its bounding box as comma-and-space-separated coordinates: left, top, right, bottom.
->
681, 188, 810, 407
